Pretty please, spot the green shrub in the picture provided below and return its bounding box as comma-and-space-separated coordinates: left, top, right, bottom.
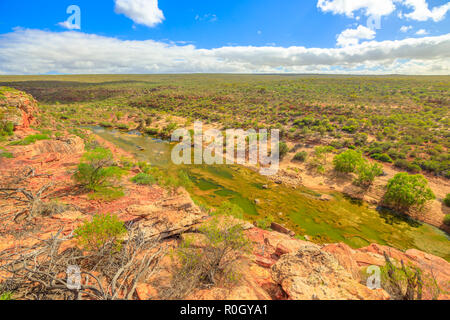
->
99, 122, 113, 128
444, 215, 450, 226
75, 214, 126, 252
279, 142, 289, 159
394, 159, 422, 173
168, 216, 251, 299
444, 194, 450, 207
8, 134, 50, 146
354, 162, 383, 187
0, 121, 14, 136
256, 215, 274, 230
371, 153, 393, 163
384, 173, 435, 212
131, 173, 156, 185
0, 292, 13, 300
333, 149, 364, 173
293, 151, 307, 162
144, 127, 159, 135
73, 147, 126, 199
117, 124, 129, 130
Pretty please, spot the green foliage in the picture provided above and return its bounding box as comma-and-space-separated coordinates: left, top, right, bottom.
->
73, 147, 126, 200
293, 151, 307, 162
279, 142, 289, 159
384, 173, 435, 211
131, 172, 156, 185
371, 153, 393, 163
256, 215, 274, 230
380, 259, 424, 300
444, 214, 450, 226
333, 149, 364, 173
394, 159, 422, 173
0, 121, 14, 137
144, 127, 159, 135
4, 75, 449, 178
342, 119, 359, 133
162, 122, 178, 137
354, 162, 383, 187
213, 201, 244, 220
169, 216, 251, 298
8, 134, 50, 146
444, 194, 450, 207
0, 292, 13, 300
0, 147, 13, 158
74, 214, 127, 252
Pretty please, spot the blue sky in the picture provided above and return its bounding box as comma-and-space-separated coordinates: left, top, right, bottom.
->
0, 0, 449, 74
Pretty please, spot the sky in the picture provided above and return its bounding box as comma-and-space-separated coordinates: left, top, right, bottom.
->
0, 0, 449, 75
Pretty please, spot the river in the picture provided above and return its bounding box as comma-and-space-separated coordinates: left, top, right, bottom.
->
89, 126, 450, 261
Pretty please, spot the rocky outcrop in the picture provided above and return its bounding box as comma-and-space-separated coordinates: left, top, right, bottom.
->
271, 243, 389, 300
12, 136, 85, 158
322, 242, 450, 300
125, 188, 208, 240
0, 87, 38, 129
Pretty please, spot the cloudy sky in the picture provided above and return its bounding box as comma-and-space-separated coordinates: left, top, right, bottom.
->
0, 0, 449, 75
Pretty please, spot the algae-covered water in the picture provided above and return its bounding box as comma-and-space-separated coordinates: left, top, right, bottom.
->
90, 127, 450, 261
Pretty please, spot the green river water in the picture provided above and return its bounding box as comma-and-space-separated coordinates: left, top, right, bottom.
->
90, 127, 450, 261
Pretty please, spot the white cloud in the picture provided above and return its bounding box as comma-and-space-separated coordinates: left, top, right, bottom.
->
0, 29, 449, 75
336, 25, 376, 46
317, 0, 397, 17
317, 0, 450, 22
401, 0, 450, 22
114, 0, 164, 27
416, 29, 429, 35
400, 25, 413, 32
57, 21, 80, 30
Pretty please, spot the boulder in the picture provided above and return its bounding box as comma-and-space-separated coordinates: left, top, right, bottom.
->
0, 88, 38, 129
271, 244, 390, 300
322, 243, 360, 280
270, 222, 295, 237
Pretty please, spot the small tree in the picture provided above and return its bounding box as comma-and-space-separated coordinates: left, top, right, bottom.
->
384, 173, 435, 212
333, 149, 364, 173
354, 162, 383, 187
293, 151, 307, 162
279, 142, 289, 159
73, 147, 126, 199
75, 213, 127, 252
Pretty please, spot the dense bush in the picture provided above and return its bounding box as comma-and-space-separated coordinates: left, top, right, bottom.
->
370, 153, 393, 163
333, 149, 364, 173
384, 173, 435, 211
444, 214, 450, 226
394, 159, 422, 173
293, 151, 308, 162
131, 173, 156, 185
444, 194, 450, 207
0, 121, 14, 137
75, 214, 127, 252
354, 162, 383, 187
73, 147, 126, 200
279, 142, 289, 159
